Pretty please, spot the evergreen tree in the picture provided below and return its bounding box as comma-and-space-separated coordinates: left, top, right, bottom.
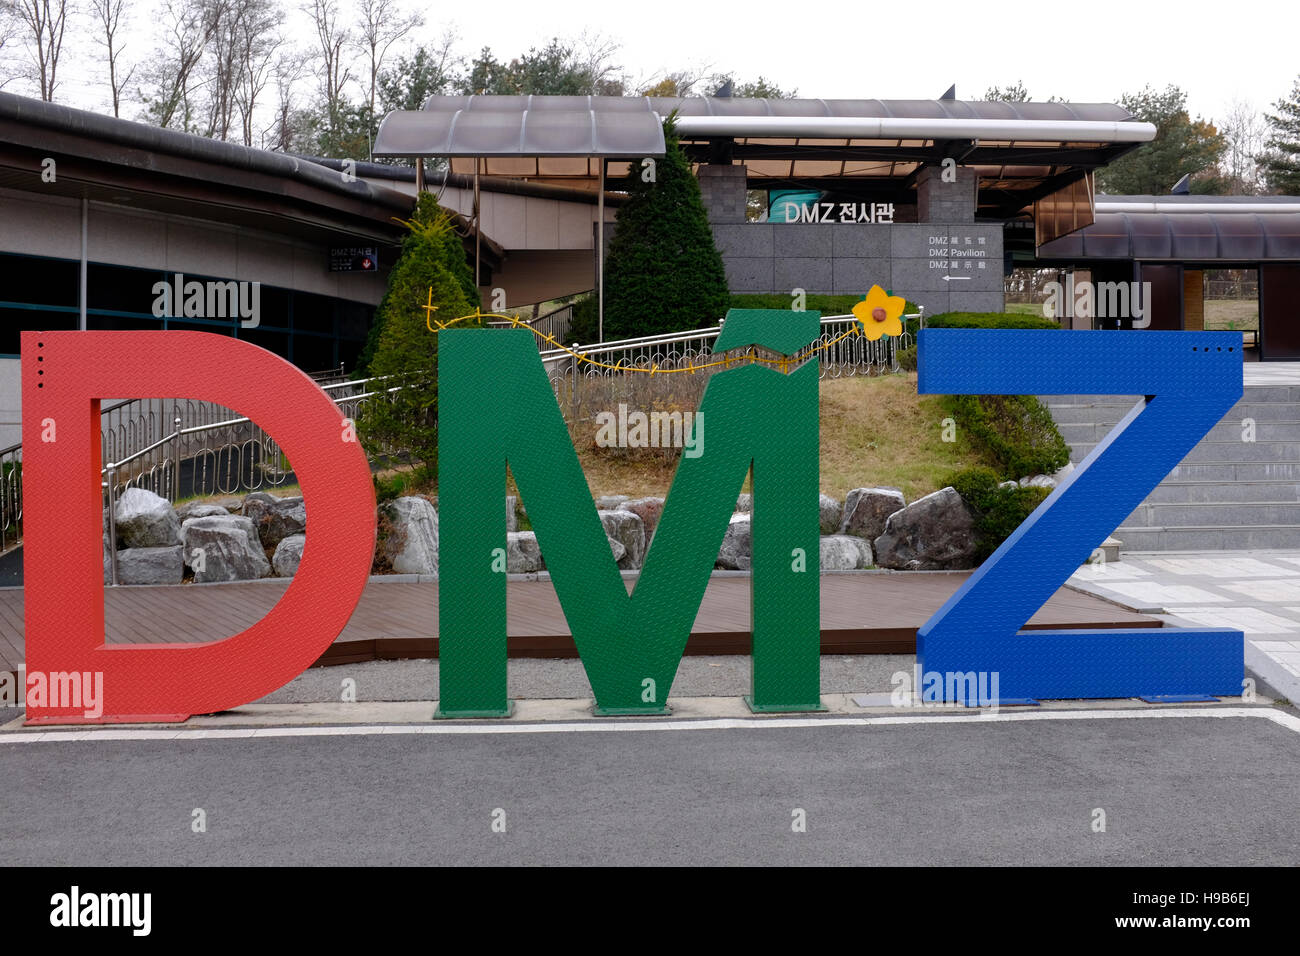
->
356, 195, 480, 471
1096, 86, 1225, 195
591, 117, 730, 341
1261, 76, 1300, 194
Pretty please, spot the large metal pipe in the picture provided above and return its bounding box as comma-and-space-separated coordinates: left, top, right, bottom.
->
1095, 201, 1300, 214
671, 116, 1158, 143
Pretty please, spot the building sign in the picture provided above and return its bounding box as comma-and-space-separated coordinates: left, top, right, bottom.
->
929, 233, 990, 270
785, 202, 895, 224
329, 246, 379, 272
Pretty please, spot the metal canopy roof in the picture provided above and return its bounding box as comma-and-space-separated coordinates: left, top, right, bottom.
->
373, 95, 667, 159
1038, 211, 1300, 261
374, 95, 1155, 213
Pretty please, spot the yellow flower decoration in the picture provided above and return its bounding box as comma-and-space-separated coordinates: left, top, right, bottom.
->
851, 285, 906, 341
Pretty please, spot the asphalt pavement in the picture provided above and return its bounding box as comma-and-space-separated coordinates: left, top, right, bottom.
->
3, 709, 1297, 866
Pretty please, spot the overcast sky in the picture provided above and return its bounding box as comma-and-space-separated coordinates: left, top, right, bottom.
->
9, 0, 1298, 128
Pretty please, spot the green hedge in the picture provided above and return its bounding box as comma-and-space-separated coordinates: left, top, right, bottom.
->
945, 466, 1051, 561
908, 311, 1061, 335
941, 393, 1070, 479
730, 293, 921, 317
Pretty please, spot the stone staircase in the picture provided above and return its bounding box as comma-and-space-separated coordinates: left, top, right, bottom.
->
1042, 384, 1300, 550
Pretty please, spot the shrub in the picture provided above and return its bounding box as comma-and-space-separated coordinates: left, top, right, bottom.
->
945, 466, 1051, 560
896, 345, 917, 371
357, 193, 477, 374
730, 293, 921, 317
912, 311, 1061, 335
941, 393, 1070, 479
601, 116, 731, 340
356, 197, 483, 471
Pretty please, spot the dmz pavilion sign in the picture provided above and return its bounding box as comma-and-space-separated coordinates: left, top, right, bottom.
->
20, 318, 1244, 723
784, 202, 895, 224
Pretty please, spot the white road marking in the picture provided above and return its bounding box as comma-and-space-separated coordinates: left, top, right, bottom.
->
1, 705, 1298, 744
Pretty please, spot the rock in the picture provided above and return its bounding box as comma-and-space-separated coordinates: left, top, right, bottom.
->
380, 496, 439, 575
103, 534, 112, 584
115, 545, 184, 585
735, 493, 752, 513
181, 515, 272, 582
618, 496, 665, 534
113, 487, 181, 548
506, 495, 518, 533
840, 487, 906, 541
594, 495, 629, 511
1019, 474, 1057, 489
819, 494, 843, 534
272, 534, 306, 577
1052, 461, 1075, 482
872, 487, 977, 571
598, 509, 645, 570
506, 531, 544, 573
241, 492, 307, 548
716, 513, 752, 570
607, 537, 627, 562
819, 535, 873, 570
176, 502, 230, 522
998, 481, 1018, 490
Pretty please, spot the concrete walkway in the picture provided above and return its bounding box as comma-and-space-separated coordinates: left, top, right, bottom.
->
1244, 362, 1300, 386
1069, 552, 1300, 703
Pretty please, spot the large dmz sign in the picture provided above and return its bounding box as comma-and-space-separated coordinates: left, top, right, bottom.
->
19, 319, 1245, 723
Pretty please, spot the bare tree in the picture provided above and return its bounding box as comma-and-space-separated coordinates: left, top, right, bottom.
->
356, 0, 421, 156
138, 0, 226, 130
265, 49, 308, 151
88, 0, 134, 117
0, 8, 19, 91
232, 2, 285, 146
7, 0, 72, 101
305, 0, 353, 128
1220, 98, 1267, 195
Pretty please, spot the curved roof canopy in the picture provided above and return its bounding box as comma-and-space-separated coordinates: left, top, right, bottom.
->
374, 95, 1155, 213
1038, 210, 1300, 261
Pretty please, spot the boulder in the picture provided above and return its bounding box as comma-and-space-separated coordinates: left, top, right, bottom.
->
176, 502, 230, 522
115, 545, 184, 585
1019, 474, 1057, 490
998, 481, 1018, 490
594, 494, 629, 511
819, 494, 843, 535
1052, 461, 1075, 483
735, 493, 752, 514
716, 513, 752, 570
819, 535, 873, 570
618, 496, 665, 535
872, 487, 977, 571
380, 496, 439, 575
272, 534, 306, 577
840, 487, 906, 541
506, 531, 544, 573
506, 495, 518, 533
241, 492, 307, 548
181, 515, 272, 582
598, 509, 646, 570
113, 487, 181, 548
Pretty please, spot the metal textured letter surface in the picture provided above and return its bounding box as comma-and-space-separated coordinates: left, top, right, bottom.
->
916, 329, 1243, 701
438, 319, 820, 717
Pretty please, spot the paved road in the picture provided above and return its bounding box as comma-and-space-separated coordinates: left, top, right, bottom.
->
3, 710, 1297, 866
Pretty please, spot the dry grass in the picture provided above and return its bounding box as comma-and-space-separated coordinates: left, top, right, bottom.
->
183, 374, 983, 508
1204, 299, 1258, 330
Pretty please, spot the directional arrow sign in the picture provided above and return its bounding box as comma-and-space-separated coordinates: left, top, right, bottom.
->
941, 274, 971, 282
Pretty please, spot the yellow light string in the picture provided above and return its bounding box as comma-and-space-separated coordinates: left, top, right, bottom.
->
423, 294, 890, 375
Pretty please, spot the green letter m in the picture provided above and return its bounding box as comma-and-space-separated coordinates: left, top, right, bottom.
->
437, 315, 822, 717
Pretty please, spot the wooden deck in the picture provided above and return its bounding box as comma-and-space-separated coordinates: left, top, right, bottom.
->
0, 571, 1158, 673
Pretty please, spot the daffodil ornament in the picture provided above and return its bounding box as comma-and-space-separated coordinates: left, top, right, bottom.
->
851, 285, 906, 341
